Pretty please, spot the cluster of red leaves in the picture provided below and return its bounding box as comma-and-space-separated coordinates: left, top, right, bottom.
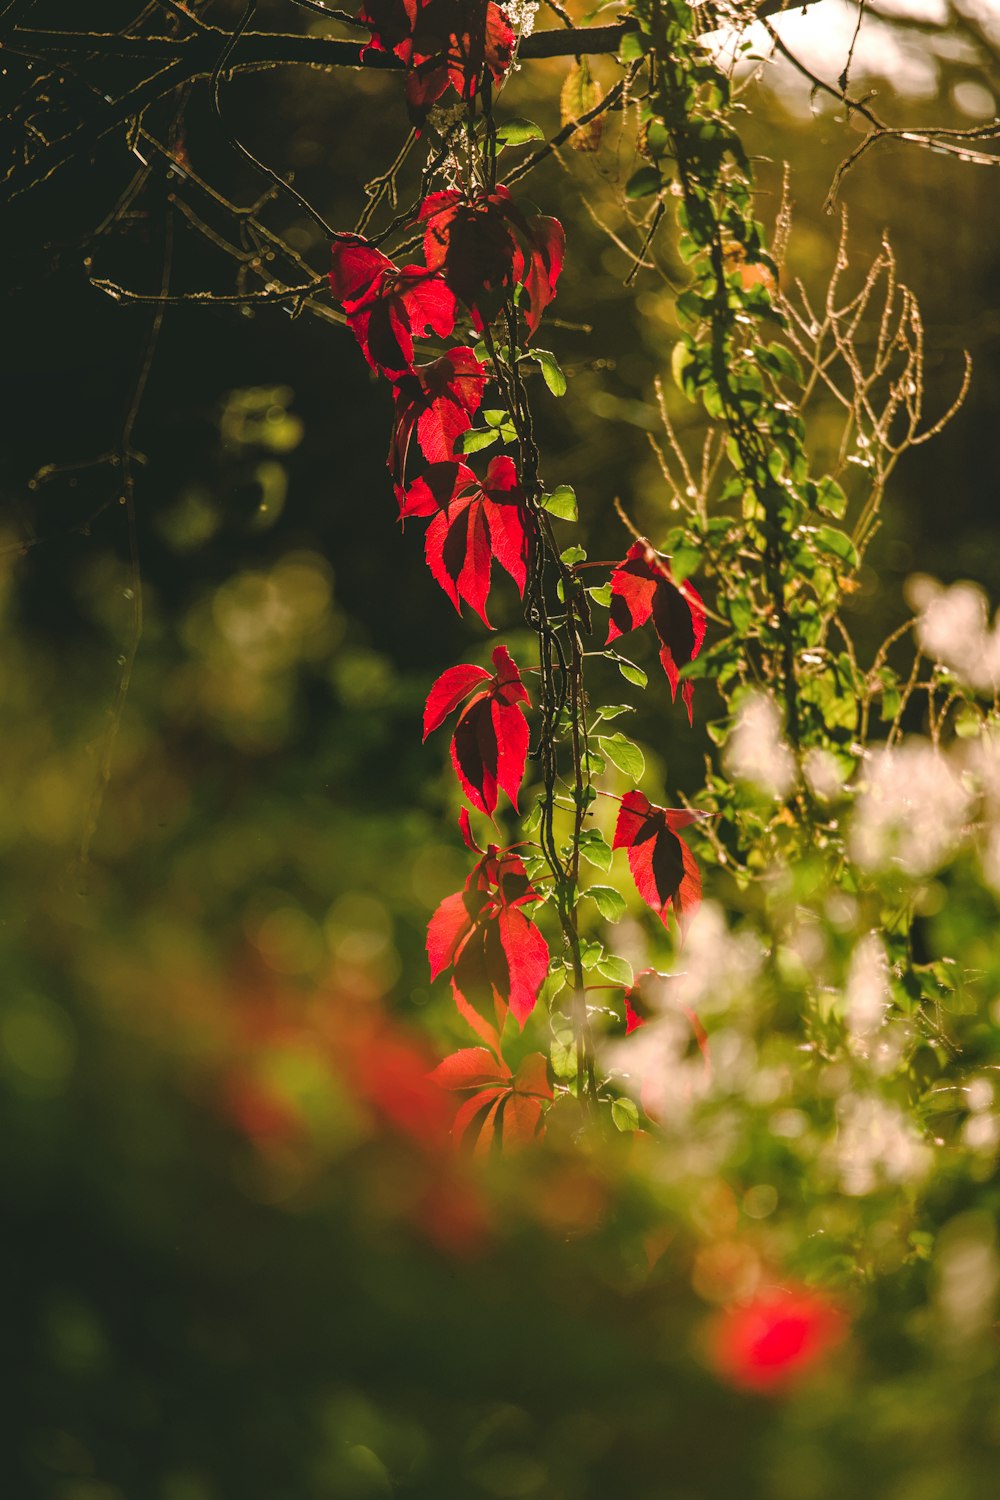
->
607, 540, 706, 724
424, 643, 530, 814
357, 0, 514, 124
430, 1046, 552, 1151
421, 186, 565, 336
613, 791, 703, 933
708, 1286, 847, 1393
428, 810, 549, 1037
329, 237, 457, 381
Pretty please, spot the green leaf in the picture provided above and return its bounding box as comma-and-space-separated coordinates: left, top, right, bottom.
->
587, 885, 627, 922
560, 544, 587, 566
482, 408, 509, 428
581, 939, 605, 970
527, 348, 567, 397
578, 828, 613, 872
455, 428, 499, 454
814, 524, 859, 569
595, 704, 634, 721
626, 165, 661, 199
619, 28, 648, 62
617, 660, 647, 689
598, 732, 645, 780
598, 953, 634, 988
612, 1097, 640, 1132
542, 484, 578, 521
495, 117, 544, 146
815, 475, 848, 519
670, 544, 702, 583
588, 583, 613, 607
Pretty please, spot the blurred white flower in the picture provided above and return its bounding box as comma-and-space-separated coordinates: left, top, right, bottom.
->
724, 693, 796, 798
804, 747, 847, 802
844, 933, 890, 1054
911, 576, 1000, 693
850, 739, 970, 877
834, 1093, 931, 1196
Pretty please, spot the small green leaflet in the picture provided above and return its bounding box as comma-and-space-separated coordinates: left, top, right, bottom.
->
594, 704, 634, 722
455, 428, 499, 454
581, 939, 605, 970
589, 583, 612, 607
524, 348, 567, 397
598, 953, 633, 987
612, 1097, 640, 1132
560, 545, 587, 566
587, 885, 627, 922
495, 117, 544, 146
598, 732, 645, 780
625, 165, 661, 199
542, 485, 578, 521
578, 828, 613, 872
670, 544, 702, 583
617, 660, 647, 689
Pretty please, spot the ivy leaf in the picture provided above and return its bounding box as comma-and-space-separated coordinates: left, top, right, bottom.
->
598, 732, 645, 781
389, 347, 488, 484
427, 830, 550, 1032
542, 484, 577, 520
607, 540, 706, 723
455, 427, 500, 454
430, 1046, 552, 1151
424, 643, 531, 815
612, 790, 703, 933
587, 885, 627, 922
330, 235, 456, 380
616, 659, 647, 689
402, 458, 528, 626
420, 185, 564, 338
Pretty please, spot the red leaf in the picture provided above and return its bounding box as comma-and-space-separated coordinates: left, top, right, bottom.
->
357, 0, 513, 125
389, 347, 488, 482
405, 457, 528, 626
330, 236, 456, 379
427, 841, 549, 1031
423, 661, 492, 738
425, 644, 530, 815
612, 790, 703, 932
708, 1287, 847, 1393
419, 186, 564, 335
606, 540, 706, 723
430, 1046, 510, 1091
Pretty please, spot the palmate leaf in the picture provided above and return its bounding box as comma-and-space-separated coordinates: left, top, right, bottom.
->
612, 791, 704, 933
357, 0, 514, 124
427, 822, 550, 1032
429, 1048, 552, 1152
606, 540, 707, 723
424, 644, 531, 815
330, 235, 456, 379
388, 347, 488, 484
401, 457, 528, 626
420, 185, 565, 337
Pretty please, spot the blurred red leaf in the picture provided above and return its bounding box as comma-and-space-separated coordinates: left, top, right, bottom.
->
708, 1286, 847, 1392
431, 1046, 552, 1151
606, 541, 706, 723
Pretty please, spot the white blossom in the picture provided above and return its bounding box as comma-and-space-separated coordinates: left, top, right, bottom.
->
723, 693, 796, 798
834, 1093, 931, 1196
849, 739, 971, 877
